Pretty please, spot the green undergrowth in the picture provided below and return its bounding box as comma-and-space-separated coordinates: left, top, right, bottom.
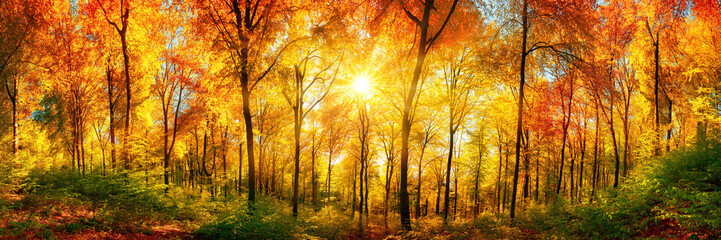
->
4, 140, 720, 239
521, 140, 721, 239
193, 197, 302, 240
0, 170, 198, 239
21, 170, 189, 221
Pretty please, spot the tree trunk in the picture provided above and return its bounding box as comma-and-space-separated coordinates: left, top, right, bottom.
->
11, 78, 18, 160
556, 83, 573, 195
473, 148, 482, 218
107, 60, 116, 170
666, 100, 672, 153
352, 162, 357, 218
238, 140, 243, 193
578, 129, 586, 202
400, 1, 432, 230
496, 137, 502, 212
569, 141, 575, 200
121, 30, 131, 169
609, 68, 620, 188
590, 97, 600, 202
292, 106, 302, 216
443, 128, 455, 221
326, 142, 333, 205
535, 155, 539, 201
522, 130, 530, 199
230, 0, 258, 205
436, 182, 441, 214
653, 31, 660, 156
312, 136, 318, 209
510, 0, 528, 219
415, 142, 427, 218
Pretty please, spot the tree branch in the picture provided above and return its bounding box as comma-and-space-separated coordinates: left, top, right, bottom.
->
426, 0, 459, 51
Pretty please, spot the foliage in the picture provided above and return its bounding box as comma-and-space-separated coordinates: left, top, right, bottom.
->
194, 197, 300, 240
19, 170, 192, 229
300, 205, 354, 239
520, 140, 721, 239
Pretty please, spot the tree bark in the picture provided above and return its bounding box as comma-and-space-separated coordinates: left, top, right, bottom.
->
106, 60, 117, 170
229, 0, 261, 205
399, 0, 459, 230
590, 97, 600, 202
443, 126, 455, 221
653, 31, 660, 156
292, 102, 302, 216
415, 135, 429, 218
510, 0, 528, 219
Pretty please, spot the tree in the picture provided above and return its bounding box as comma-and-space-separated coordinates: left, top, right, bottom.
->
378, 111, 399, 228
0, 0, 45, 161
413, 116, 438, 218
154, 41, 201, 190
199, 0, 287, 204
509, 0, 593, 219
88, 0, 136, 167
438, 46, 475, 221
321, 100, 350, 206
392, 0, 460, 230
281, 36, 342, 216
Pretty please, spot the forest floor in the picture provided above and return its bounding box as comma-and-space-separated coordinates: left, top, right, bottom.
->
1, 142, 720, 239
0, 192, 191, 240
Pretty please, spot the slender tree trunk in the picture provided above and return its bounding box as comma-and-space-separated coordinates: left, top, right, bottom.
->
473, 149, 482, 218
11, 79, 18, 160
556, 86, 573, 195
578, 130, 586, 202
238, 141, 243, 193
121, 30, 131, 169
609, 68, 621, 188
591, 97, 600, 202
653, 31, 660, 156
312, 137, 318, 209
510, 0, 528, 219
415, 143, 427, 218
384, 157, 393, 226
107, 61, 116, 170
666, 100, 672, 152
522, 130, 530, 199
326, 144, 333, 205
502, 151, 509, 212
364, 161, 369, 216
570, 141, 575, 201
535, 155, 539, 201
443, 128, 455, 221
496, 138, 502, 212
292, 107, 302, 216
352, 162, 357, 218
453, 168, 458, 219
436, 181, 441, 214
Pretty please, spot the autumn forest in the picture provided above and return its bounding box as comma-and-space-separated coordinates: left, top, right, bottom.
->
1, 0, 721, 239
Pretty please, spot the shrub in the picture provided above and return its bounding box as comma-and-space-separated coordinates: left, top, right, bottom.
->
22, 170, 177, 219
301, 205, 353, 239
194, 197, 299, 240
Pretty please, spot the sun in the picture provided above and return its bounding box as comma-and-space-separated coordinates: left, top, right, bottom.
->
353, 74, 371, 94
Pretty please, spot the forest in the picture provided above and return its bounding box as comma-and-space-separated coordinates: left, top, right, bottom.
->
1, 0, 720, 239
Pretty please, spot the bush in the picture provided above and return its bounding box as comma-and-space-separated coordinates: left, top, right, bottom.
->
537, 140, 721, 239
300, 205, 353, 239
17, 169, 192, 234
22, 170, 177, 218
194, 197, 300, 240
644, 140, 721, 235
